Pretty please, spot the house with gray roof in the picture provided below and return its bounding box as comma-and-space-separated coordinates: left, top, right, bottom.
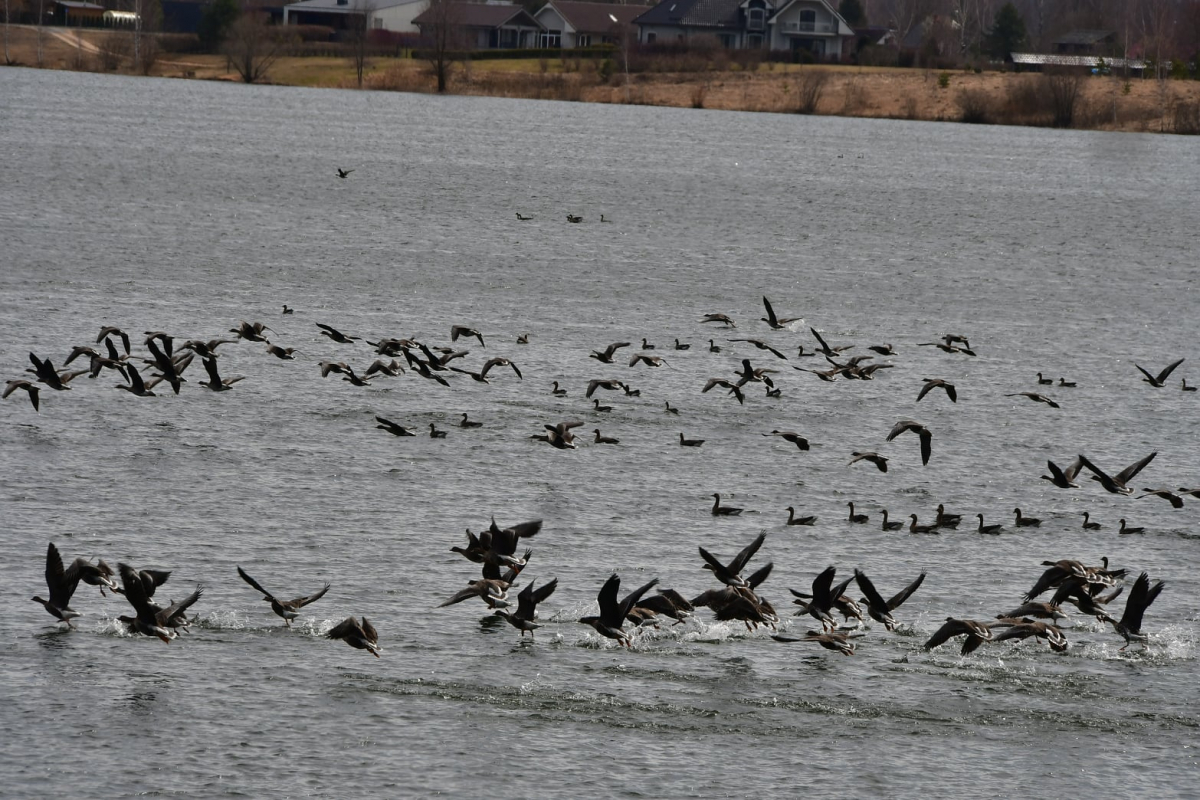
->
532, 1, 649, 48
632, 0, 853, 59
283, 0, 427, 32
412, 2, 543, 48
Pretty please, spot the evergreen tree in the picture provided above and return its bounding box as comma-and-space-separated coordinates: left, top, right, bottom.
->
985, 2, 1026, 58
838, 0, 864, 27
198, 0, 240, 53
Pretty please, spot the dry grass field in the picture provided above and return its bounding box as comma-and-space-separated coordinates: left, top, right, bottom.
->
5, 25, 1199, 134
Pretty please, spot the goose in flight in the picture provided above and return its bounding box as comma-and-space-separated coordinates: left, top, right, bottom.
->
698, 532, 765, 586
237, 566, 329, 627
916, 378, 956, 403
3, 379, 40, 411
848, 451, 887, 472
200, 357, 244, 391
579, 574, 659, 647
336, 168, 354, 178
923, 618, 997, 654
701, 313, 736, 327
886, 420, 932, 465
375, 416, 417, 436
1005, 392, 1060, 409
1135, 357, 1185, 387
764, 430, 809, 450
1076, 451, 1156, 495
451, 325, 486, 347
495, 578, 559, 638
589, 342, 631, 363
761, 296, 801, 329
730, 338, 788, 360
327, 617, 380, 657
1041, 458, 1084, 489
771, 630, 860, 656
1109, 572, 1165, 650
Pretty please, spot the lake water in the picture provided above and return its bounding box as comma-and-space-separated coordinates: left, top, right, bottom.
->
1, 67, 1198, 798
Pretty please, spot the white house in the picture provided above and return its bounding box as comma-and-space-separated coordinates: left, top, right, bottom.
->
282, 0, 428, 33
532, 1, 647, 48
633, 0, 854, 59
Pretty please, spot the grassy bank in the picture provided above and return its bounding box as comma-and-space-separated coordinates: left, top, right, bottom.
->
4, 25, 1199, 134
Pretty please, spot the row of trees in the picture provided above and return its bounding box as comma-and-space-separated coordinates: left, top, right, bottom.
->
846, 0, 1200, 68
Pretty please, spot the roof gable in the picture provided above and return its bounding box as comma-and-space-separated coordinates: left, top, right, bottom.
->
413, 2, 541, 26
540, 0, 646, 32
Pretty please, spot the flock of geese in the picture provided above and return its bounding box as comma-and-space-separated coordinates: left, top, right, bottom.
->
11, 295, 1184, 658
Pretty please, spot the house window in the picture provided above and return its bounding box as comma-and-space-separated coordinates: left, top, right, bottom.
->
372, 18, 383, 28
646, 32, 656, 43
746, 7, 764, 30
539, 30, 561, 47
577, 33, 591, 46
746, 33, 763, 48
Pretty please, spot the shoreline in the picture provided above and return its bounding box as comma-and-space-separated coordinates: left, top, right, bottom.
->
4, 25, 1199, 135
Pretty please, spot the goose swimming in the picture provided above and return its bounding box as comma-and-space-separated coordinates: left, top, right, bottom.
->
710, 493, 744, 516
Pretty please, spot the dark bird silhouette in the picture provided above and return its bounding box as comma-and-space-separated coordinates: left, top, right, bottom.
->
515, 213, 532, 221
316, 322, 360, 344
451, 325, 486, 347
1118, 518, 1145, 535
459, 413, 483, 428
579, 574, 659, 647
975, 514, 1003, 534
886, 420, 933, 465
1042, 458, 1084, 489
868, 343, 895, 355
761, 296, 802, 329
237, 566, 329, 626
846, 502, 868, 523
698, 532, 765, 586
114, 363, 160, 397
551, 381, 567, 397
730, 338, 788, 360
923, 618, 996, 654
1081, 512, 1102, 530
772, 630, 860, 655
1110, 572, 1165, 650
375, 416, 417, 436
327, 617, 380, 657
916, 378, 957, 403
1006, 392, 1060, 409
786, 507, 817, 526
791, 566, 840, 630
764, 430, 809, 450
585, 379, 625, 398
674, 339, 690, 351
116, 562, 201, 643
710, 493, 743, 516
1077, 452, 1157, 495
451, 357, 522, 383
701, 313, 736, 327
629, 353, 669, 368
266, 344, 299, 360
848, 451, 888, 472
97, 326, 132, 354
1138, 488, 1184, 508
495, 578, 559, 638
679, 432, 705, 447
1135, 357, 1185, 388
31, 542, 104, 627
200, 357, 244, 391
230, 321, 271, 342
282, 304, 294, 314
429, 423, 448, 438
336, 168, 354, 178
992, 619, 1068, 652
593, 429, 619, 444
1013, 508, 1041, 527
566, 214, 583, 223
589, 342, 632, 363
3, 379, 40, 411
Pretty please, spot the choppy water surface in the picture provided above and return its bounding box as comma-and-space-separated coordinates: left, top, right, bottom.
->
1, 69, 1198, 798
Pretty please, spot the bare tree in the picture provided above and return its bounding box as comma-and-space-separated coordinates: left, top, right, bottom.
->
224, 5, 290, 83
35, 0, 45, 66
420, 0, 464, 93
883, 0, 941, 64
2, 0, 15, 65
347, 0, 378, 88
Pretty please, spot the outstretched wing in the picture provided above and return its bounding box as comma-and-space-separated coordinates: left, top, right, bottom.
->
295, 583, 331, 608
887, 572, 926, 610
728, 532, 767, 576
236, 566, 275, 601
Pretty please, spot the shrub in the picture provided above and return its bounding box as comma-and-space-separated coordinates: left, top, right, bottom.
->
957, 88, 989, 123
1173, 100, 1200, 134
938, 71, 950, 88
1044, 70, 1083, 127
793, 68, 828, 113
